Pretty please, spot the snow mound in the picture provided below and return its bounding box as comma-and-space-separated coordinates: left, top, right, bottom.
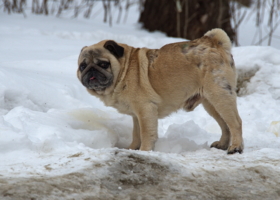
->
155, 121, 209, 153
234, 46, 280, 99
0, 13, 280, 200
1, 149, 280, 199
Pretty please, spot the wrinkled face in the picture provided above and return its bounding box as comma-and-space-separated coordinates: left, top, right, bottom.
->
77, 40, 124, 92
78, 50, 113, 91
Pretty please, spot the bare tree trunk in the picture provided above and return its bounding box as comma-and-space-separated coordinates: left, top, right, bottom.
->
32, 0, 40, 14
268, 0, 275, 46
116, 0, 122, 24
183, 0, 188, 38
41, 0, 48, 15
103, 0, 108, 23
4, 0, 12, 13
56, 0, 64, 16
19, 0, 25, 13
84, 0, 94, 18
139, 0, 235, 42
12, 0, 18, 12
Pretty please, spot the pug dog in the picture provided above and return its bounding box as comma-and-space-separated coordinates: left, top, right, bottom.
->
77, 28, 243, 154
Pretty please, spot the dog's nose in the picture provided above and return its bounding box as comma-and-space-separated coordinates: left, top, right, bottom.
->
89, 67, 97, 72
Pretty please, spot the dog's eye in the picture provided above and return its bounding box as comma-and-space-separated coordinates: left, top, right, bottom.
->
80, 63, 87, 71
98, 61, 110, 69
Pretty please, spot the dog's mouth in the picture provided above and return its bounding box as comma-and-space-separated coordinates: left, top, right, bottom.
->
82, 68, 113, 91
90, 76, 96, 81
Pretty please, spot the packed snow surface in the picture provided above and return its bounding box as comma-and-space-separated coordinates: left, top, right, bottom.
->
0, 12, 280, 199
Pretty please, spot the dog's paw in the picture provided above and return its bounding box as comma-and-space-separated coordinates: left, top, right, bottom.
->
227, 145, 243, 154
127, 144, 140, 150
210, 141, 228, 150
127, 140, 141, 150
139, 145, 153, 151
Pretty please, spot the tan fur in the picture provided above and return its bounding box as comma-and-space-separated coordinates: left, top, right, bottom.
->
77, 28, 243, 154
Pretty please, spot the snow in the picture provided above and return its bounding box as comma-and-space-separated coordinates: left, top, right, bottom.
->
237, 5, 280, 49
0, 10, 280, 199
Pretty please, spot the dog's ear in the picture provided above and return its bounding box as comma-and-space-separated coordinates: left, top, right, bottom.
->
104, 40, 124, 58
80, 46, 87, 52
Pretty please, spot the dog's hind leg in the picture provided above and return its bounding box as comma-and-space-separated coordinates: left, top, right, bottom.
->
202, 99, 230, 150
203, 84, 243, 154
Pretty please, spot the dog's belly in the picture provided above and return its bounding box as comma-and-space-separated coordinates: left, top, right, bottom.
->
157, 103, 184, 118
156, 91, 202, 118
147, 43, 205, 118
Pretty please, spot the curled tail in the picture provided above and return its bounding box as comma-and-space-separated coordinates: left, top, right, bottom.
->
204, 28, 231, 52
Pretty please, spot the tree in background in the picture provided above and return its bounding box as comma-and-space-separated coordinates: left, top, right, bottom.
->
139, 0, 239, 42
138, 0, 278, 45
139, 0, 255, 43
1, 0, 279, 46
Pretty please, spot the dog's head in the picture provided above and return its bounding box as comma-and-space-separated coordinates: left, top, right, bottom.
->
77, 40, 124, 94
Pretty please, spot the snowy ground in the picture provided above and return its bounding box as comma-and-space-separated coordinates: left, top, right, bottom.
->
0, 10, 280, 199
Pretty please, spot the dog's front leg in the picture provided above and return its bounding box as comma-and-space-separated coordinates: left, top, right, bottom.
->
128, 116, 141, 150
136, 103, 158, 151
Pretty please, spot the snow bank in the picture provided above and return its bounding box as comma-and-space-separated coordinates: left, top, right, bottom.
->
0, 13, 279, 199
